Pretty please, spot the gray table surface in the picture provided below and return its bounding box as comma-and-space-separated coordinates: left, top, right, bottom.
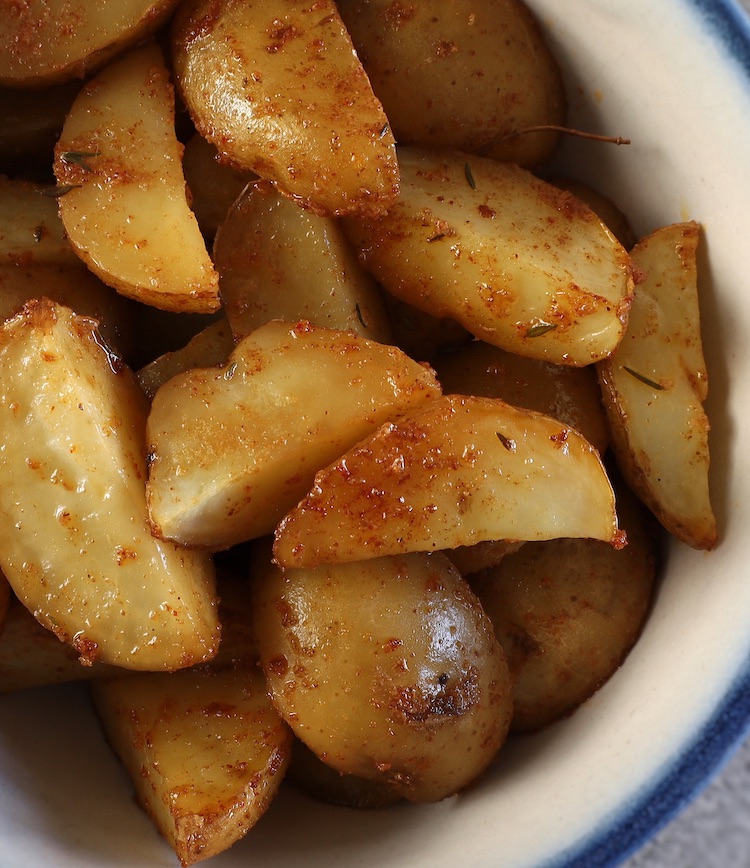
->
621, 2, 750, 864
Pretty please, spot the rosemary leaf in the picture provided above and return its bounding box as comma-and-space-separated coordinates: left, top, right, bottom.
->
496, 432, 517, 452
39, 184, 82, 198
623, 366, 665, 390
355, 302, 368, 329
464, 161, 477, 190
525, 322, 558, 338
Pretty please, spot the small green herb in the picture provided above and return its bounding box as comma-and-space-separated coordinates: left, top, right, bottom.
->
60, 150, 100, 172
496, 432, 517, 452
379, 122, 390, 139
224, 361, 238, 380
464, 161, 477, 190
427, 233, 446, 243
623, 366, 665, 390
32, 225, 44, 243
40, 184, 82, 198
355, 302, 368, 329
525, 322, 558, 338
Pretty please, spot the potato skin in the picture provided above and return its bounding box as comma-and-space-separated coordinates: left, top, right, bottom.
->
336, 0, 566, 166
471, 485, 657, 732
252, 551, 512, 802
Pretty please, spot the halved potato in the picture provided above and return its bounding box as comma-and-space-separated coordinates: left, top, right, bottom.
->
146, 320, 442, 549
434, 339, 609, 455
0, 0, 180, 88
343, 147, 633, 365
53, 40, 220, 313
274, 394, 621, 568
252, 550, 512, 802
171, 0, 399, 216
0, 299, 219, 670
91, 575, 285, 864
471, 482, 657, 731
214, 180, 393, 343
336, 0, 566, 166
92, 664, 292, 866
597, 222, 717, 549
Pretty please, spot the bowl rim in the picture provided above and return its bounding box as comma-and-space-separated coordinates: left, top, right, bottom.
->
551, 2, 750, 864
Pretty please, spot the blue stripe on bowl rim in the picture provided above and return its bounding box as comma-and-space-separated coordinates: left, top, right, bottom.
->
546, 2, 750, 865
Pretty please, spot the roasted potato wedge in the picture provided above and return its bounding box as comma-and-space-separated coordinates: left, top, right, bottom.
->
597, 222, 717, 549
53, 41, 220, 313
337, 0, 566, 166
0, 0, 180, 88
146, 320, 441, 549
252, 550, 512, 802
214, 180, 393, 343
0, 299, 219, 670
471, 483, 657, 731
343, 147, 634, 365
93, 664, 292, 866
434, 339, 609, 455
274, 394, 621, 568
171, 0, 399, 217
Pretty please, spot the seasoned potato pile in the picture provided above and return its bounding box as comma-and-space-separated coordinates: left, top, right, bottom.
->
0, 0, 718, 865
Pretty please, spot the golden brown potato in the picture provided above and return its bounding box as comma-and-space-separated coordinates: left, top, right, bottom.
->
0, 299, 220, 670
0, 0, 180, 87
93, 664, 292, 866
146, 320, 442, 549
287, 739, 402, 810
54, 41, 220, 313
252, 550, 512, 802
434, 340, 609, 455
337, 0, 566, 166
214, 181, 393, 344
471, 484, 657, 731
182, 133, 255, 240
91, 572, 283, 863
136, 318, 235, 401
597, 222, 717, 549
171, 0, 399, 217
343, 147, 634, 366
274, 394, 621, 568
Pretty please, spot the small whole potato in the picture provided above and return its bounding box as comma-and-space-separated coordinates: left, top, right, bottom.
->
252, 550, 512, 803
336, 0, 566, 166
471, 485, 657, 732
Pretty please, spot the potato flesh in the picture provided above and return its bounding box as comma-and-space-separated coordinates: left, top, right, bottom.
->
214, 181, 393, 344
171, 0, 399, 217
53, 41, 220, 313
343, 148, 633, 366
337, 0, 566, 166
597, 222, 717, 549
0, 0, 179, 87
252, 551, 512, 803
93, 665, 292, 866
146, 320, 442, 549
0, 299, 219, 670
274, 394, 621, 568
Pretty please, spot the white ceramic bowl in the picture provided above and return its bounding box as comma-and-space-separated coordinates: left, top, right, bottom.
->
2, 1, 750, 866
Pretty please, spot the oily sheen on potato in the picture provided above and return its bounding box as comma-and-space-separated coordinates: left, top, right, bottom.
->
53, 41, 220, 313
214, 180, 393, 344
252, 550, 512, 802
343, 147, 634, 366
597, 222, 717, 549
146, 320, 441, 549
0, 299, 220, 670
274, 394, 621, 568
171, 0, 399, 217
0, 0, 180, 87
336, 0, 566, 166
